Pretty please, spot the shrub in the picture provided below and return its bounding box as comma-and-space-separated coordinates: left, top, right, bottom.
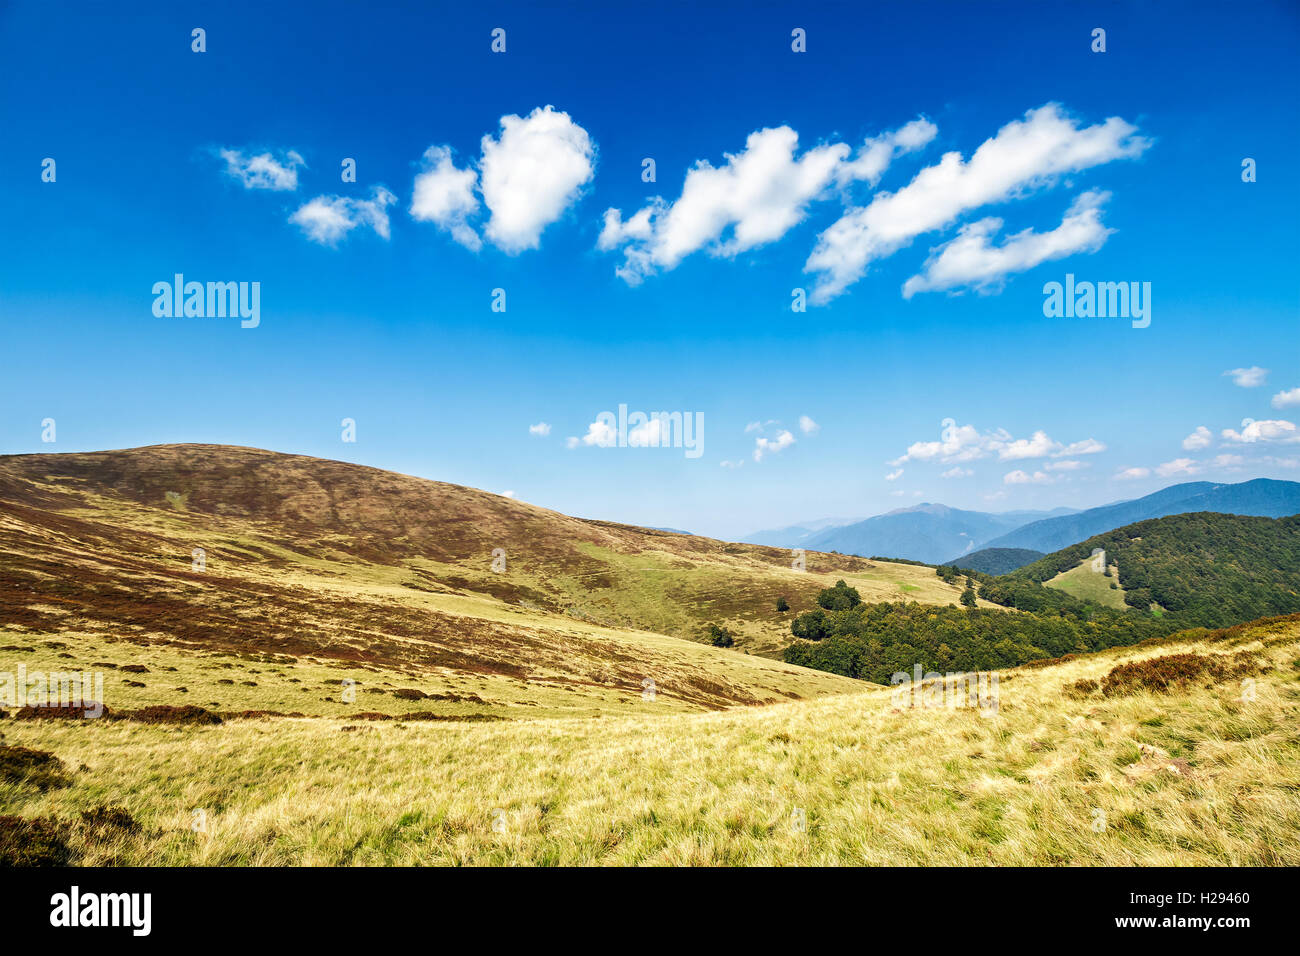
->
817, 580, 861, 611
707, 624, 735, 648
0, 816, 71, 866
775, 596, 790, 612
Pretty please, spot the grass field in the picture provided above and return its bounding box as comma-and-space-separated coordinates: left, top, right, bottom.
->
1044, 557, 1129, 610
3, 616, 1297, 865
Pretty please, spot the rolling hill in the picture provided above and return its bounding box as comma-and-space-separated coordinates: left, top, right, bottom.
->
0, 444, 982, 714
979, 478, 1300, 555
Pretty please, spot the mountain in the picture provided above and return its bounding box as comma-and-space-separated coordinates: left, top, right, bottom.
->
949, 547, 1045, 575
795, 503, 1075, 564
980, 478, 1300, 554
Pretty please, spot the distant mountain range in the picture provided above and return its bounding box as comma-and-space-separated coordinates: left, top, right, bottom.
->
745, 504, 1076, 564
978, 478, 1300, 557
744, 478, 1300, 568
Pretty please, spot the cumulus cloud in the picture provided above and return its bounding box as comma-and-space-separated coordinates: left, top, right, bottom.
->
941, 466, 973, 478
805, 103, 1149, 303
1212, 454, 1245, 468
410, 146, 481, 250
600, 117, 932, 284
754, 430, 795, 462
1224, 366, 1268, 387
1271, 387, 1300, 409
220, 148, 305, 191
798, 415, 820, 435
885, 468, 903, 481
1182, 426, 1212, 450
1221, 418, 1300, 444
902, 190, 1112, 298
569, 419, 617, 448
1044, 459, 1086, 471
480, 106, 595, 252
528, 422, 551, 437
998, 430, 1060, 461
891, 420, 1105, 465
835, 118, 938, 187
1115, 466, 1151, 480
289, 186, 397, 245
411, 106, 594, 253
1156, 457, 1200, 477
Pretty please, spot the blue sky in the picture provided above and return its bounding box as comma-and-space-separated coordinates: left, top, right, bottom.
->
2, 0, 1297, 540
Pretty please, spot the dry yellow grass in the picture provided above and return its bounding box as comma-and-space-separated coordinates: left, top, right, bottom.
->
4, 617, 1297, 865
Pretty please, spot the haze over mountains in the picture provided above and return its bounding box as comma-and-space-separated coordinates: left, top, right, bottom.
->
744, 479, 1300, 568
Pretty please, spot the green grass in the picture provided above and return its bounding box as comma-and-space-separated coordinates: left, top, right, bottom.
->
1044, 558, 1128, 609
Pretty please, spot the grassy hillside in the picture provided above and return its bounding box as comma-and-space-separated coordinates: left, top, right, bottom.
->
1005, 512, 1300, 626
1043, 557, 1128, 610
0, 444, 972, 707
3, 614, 1297, 865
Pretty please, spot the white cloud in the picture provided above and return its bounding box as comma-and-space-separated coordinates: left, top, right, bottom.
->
1182, 426, 1212, 451
754, 430, 795, 462
902, 190, 1113, 298
220, 148, 304, 191
1156, 457, 1200, 477
835, 117, 938, 187
1044, 459, 1086, 471
600, 117, 932, 284
574, 419, 617, 448
528, 422, 551, 437
500, 490, 516, 499
1221, 418, 1300, 444
410, 146, 482, 250
600, 126, 848, 284
1115, 466, 1151, 480
892, 420, 1104, 465
885, 468, 903, 481
1272, 387, 1300, 409
409, 106, 594, 254
479, 106, 595, 253
1057, 438, 1106, 456
998, 430, 1059, 461
798, 415, 820, 435
1004, 469, 1051, 485
290, 187, 397, 245
628, 417, 664, 447
720, 459, 744, 469
941, 466, 973, 478
1212, 454, 1245, 468
1224, 366, 1268, 387
805, 103, 1150, 303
